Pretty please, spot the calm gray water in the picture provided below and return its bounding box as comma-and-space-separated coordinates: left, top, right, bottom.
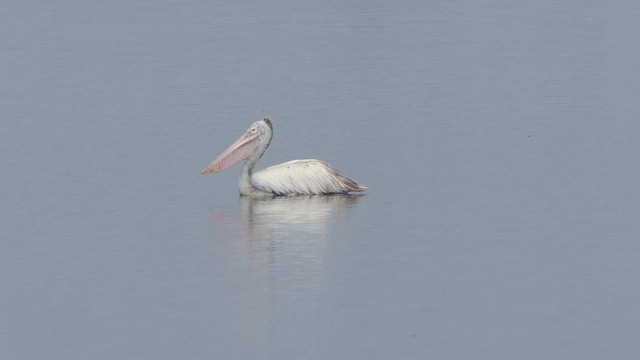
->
2, 1, 640, 359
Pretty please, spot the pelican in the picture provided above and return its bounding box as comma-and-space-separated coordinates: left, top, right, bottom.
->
200, 117, 366, 196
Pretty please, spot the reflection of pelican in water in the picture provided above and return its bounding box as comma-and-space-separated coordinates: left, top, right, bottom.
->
204, 195, 362, 354
233, 196, 362, 310
240, 195, 362, 238
201, 117, 366, 196
207, 195, 362, 273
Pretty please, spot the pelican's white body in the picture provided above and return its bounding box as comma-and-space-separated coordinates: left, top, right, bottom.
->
202, 118, 366, 196
247, 159, 364, 196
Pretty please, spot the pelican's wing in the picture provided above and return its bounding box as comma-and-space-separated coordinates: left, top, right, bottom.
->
252, 159, 366, 195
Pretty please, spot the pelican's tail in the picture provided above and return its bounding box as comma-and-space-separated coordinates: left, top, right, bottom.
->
337, 174, 367, 193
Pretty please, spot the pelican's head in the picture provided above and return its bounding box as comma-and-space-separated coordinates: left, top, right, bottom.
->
201, 117, 273, 174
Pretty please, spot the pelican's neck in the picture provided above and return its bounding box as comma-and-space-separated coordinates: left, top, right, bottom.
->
239, 160, 255, 195
238, 124, 272, 195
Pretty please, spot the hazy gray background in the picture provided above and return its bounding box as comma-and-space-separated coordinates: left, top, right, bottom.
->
2, 1, 640, 359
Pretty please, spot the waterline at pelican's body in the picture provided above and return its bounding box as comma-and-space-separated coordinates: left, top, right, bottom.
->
200, 117, 366, 196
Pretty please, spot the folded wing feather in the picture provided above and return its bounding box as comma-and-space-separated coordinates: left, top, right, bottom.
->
252, 159, 365, 195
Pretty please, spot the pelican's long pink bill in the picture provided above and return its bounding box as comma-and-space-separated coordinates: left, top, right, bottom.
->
200, 132, 260, 174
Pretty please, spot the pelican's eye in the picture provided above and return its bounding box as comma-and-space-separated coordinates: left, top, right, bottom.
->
250, 127, 257, 133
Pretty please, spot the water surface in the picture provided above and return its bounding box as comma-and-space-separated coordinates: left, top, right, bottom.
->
2, 1, 640, 359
